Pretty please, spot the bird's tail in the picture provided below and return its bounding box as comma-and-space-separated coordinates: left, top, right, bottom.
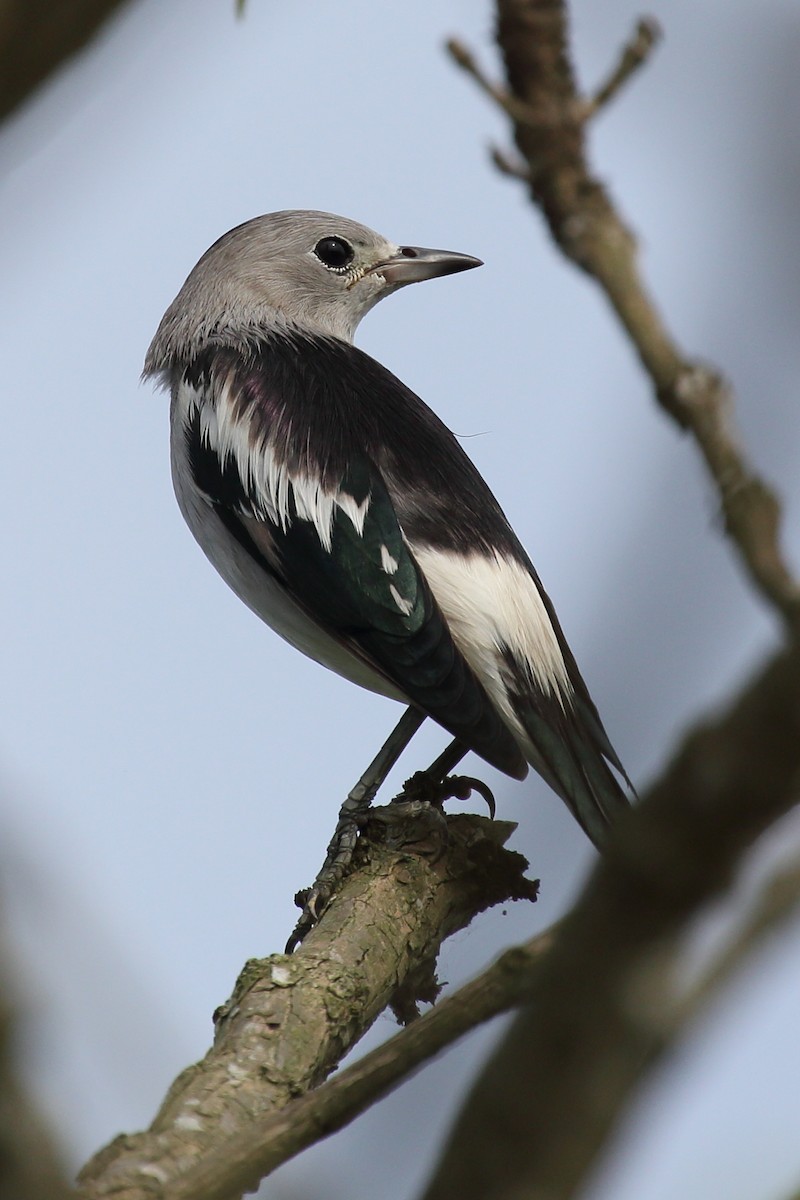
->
508, 684, 633, 849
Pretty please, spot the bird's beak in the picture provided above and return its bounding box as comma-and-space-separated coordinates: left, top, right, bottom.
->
370, 246, 483, 285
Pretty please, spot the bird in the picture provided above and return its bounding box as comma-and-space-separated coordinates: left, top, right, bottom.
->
144, 210, 632, 948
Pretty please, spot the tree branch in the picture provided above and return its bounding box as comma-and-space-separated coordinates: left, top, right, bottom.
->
676, 853, 800, 1022
448, 1, 800, 630
578, 16, 661, 119
0, 0, 131, 123
77, 635, 800, 1200
76, 813, 536, 1200
169, 831, 800, 1200
0, 949, 73, 1199
38, 7, 800, 1199
162, 927, 555, 1200
418, 9, 800, 1194
421, 638, 800, 1200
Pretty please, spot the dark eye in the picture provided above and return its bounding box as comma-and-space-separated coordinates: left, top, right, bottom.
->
314, 236, 354, 270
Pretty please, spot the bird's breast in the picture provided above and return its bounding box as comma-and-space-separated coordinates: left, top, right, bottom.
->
169, 379, 405, 702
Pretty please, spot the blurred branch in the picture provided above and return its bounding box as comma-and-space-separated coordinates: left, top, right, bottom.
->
677, 854, 800, 1020
0, 0, 131, 123
421, 639, 800, 1200
448, 1, 800, 632
578, 16, 661, 119
0, 930, 73, 1199
76, 814, 535, 1200
420, 6, 800, 1195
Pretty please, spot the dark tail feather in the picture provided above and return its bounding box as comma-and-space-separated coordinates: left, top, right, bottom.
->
514, 694, 633, 849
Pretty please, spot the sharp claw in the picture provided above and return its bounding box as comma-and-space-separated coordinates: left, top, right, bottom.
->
469, 777, 497, 819
286, 880, 336, 952
284, 919, 309, 955
442, 774, 496, 818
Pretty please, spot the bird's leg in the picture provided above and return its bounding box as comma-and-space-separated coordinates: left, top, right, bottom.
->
285, 706, 426, 952
396, 738, 496, 818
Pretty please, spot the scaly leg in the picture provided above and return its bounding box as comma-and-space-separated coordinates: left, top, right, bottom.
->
285, 706, 426, 952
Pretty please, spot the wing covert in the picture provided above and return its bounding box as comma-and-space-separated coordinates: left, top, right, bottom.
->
183, 397, 526, 778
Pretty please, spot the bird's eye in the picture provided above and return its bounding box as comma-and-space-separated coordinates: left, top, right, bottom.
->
314, 236, 354, 270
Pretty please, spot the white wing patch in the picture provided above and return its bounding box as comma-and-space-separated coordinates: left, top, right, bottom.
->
179, 377, 370, 551
380, 544, 399, 575
389, 584, 414, 616
412, 546, 572, 716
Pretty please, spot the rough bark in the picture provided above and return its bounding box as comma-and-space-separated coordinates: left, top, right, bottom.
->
76, 813, 535, 1200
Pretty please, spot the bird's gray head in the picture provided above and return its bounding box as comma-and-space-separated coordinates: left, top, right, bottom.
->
144, 210, 481, 374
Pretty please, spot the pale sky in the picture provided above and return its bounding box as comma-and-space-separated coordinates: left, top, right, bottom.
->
2, 1, 800, 1196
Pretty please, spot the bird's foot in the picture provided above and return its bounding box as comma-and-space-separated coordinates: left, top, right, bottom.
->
285, 812, 362, 953
285, 880, 336, 954
285, 753, 495, 953
286, 708, 429, 952
395, 770, 496, 819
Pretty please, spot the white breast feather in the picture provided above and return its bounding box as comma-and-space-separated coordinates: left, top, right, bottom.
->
181, 377, 370, 550
171, 381, 399, 700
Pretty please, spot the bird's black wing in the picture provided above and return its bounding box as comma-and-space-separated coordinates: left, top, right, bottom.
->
272, 335, 634, 845
295, 339, 634, 844
181, 384, 526, 780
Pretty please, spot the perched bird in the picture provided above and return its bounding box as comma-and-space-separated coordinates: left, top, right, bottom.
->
145, 210, 632, 945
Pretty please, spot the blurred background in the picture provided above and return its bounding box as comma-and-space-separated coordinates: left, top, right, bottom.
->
1, 0, 800, 1196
